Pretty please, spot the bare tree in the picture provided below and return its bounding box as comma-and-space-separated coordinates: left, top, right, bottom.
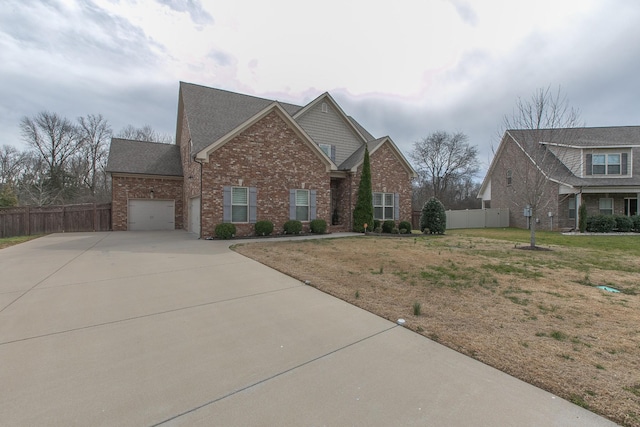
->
502, 86, 582, 248
77, 114, 112, 199
20, 111, 81, 200
0, 145, 27, 185
410, 131, 479, 207
117, 124, 173, 143
16, 153, 61, 205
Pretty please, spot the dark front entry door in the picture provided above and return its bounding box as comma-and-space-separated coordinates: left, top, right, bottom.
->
624, 198, 637, 216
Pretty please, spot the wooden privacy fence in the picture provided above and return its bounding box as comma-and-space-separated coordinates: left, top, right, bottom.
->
412, 208, 509, 230
0, 203, 112, 238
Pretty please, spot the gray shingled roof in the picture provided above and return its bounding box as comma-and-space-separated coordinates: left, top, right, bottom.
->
348, 116, 375, 142
180, 82, 303, 154
509, 126, 640, 148
338, 137, 387, 171
106, 138, 183, 176
507, 126, 640, 187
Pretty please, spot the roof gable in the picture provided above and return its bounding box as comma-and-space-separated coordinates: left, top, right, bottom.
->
195, 103, 336, 171
340, 136, 417, 178
294, 93, 369, 165
106, 138, 182, 176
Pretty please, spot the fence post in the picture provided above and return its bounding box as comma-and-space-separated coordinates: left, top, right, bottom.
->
25, 206, 30, 236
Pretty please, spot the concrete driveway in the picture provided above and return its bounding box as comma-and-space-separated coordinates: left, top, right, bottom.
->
0, 231, 616, 426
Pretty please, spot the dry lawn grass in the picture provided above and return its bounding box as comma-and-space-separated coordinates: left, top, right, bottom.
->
234, 232, 640, 426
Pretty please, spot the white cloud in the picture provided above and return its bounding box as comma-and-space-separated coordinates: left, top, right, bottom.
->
1, 0, 638, 167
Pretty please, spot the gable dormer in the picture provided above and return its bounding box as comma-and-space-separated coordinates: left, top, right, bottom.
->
294, 93, 368, 165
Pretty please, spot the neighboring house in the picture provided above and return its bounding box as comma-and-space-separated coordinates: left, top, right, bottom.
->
106, 82, 417, 236
478, 126, 640, 230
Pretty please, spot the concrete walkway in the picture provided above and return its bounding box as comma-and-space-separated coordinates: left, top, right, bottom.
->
0, 231, 617, 426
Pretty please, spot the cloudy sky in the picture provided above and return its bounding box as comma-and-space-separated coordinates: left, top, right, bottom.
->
1, 0, 639, 174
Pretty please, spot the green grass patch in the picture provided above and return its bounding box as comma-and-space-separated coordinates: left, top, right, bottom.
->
481, 263, 543, 279
624, 384, 640, 397
0, 234, 44, 249
550, 330, 568, 341
419, 263, 477, 288
569, 394, 590, 409
453, 228, 640, 255
505, 295, 530, 306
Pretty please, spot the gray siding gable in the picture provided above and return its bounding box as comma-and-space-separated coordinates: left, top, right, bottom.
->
295, 100, 366, 166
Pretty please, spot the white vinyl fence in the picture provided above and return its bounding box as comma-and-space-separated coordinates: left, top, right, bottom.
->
446, 208, 509, 229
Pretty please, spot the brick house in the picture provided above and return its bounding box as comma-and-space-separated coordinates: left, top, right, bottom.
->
478, 126, 640, 230
107, 82, 417, 236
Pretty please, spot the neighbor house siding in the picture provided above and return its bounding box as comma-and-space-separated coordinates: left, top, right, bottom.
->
296, 101, 364, 166
200, 111, 331, 237
489, 136, 559, 230
111, 175, 183, 231
557, 195, 577, 230
547, 145, 582, 177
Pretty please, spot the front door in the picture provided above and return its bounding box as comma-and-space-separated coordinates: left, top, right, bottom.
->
624, 198, 637, 216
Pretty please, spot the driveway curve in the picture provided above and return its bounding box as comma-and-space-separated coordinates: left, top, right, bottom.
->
0, 231, 616, 426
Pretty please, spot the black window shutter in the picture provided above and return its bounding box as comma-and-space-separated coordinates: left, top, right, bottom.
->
622, 153, 628, 175
585, 154, 592, 176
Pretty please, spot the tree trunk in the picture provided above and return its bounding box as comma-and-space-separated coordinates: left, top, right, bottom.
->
530, 215, 537, 248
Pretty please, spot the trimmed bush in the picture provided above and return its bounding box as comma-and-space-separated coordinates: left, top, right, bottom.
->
310, 219, 327, 234
398, 221, 412, 233
632, 215, 640, 232
255, 220, 274, 236
578, 203, 587, 233
283, 220, 303, 234
382, 220, 395, 233
373, 219, 381, 231
420, 197, 446, 234
586, 215, 616, 233
215, 223, 236, 239
615, 215, 633, 232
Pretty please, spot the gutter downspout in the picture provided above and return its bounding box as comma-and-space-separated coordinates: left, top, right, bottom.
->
349, 172, 353, 231
195, 158, 203, 239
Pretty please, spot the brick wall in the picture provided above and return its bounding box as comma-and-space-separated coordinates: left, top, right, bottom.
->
200, 110, 331, 237
178, 107, 201, 234
347, 142, 414, 229
370, 142, 413, 223
111, 175, 184, 230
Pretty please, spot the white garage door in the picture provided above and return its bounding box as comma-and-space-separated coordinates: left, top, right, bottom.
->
128, 199, 175, 231
189, 196, 201, 235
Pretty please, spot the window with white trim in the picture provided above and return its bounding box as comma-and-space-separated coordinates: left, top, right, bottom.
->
373, 192, 394, 220
231, 187, 248, 222
599, 198, 613, 215
295, 189, 309, 221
